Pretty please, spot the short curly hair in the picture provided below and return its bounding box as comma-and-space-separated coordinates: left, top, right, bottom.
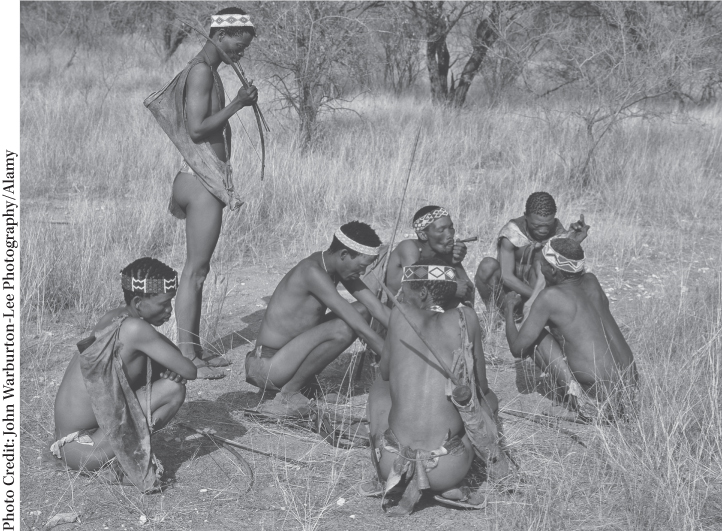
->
121, 257, 178, 305
525, 192, 557, 217
328, 221, 382, 257
403, 257, 457, 307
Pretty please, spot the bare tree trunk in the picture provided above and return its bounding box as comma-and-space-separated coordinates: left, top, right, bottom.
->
423, 2, 450, 104
451, 9, 498, 107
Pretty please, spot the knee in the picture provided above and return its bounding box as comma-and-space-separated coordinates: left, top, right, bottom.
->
182, 262, 211, 289
475, 258, 499, 284
332, 318, 357, 344
356, 304, 371, 322
156, 378, 187, 407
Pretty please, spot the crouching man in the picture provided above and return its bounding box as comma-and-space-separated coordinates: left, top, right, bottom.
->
365, 258, 512, 516
51, 258, 197, 492
246, 221, 390, 417
504, 238, 638, 421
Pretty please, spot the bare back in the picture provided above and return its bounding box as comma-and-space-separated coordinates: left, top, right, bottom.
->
545, 274, 635, 392
385, 307, 468, 449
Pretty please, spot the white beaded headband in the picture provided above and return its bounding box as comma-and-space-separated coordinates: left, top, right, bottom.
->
413, 207, 450, 232
210, 14, 254, 28
121, 274, 178, 294
542, 239, 585, 273
334, 229, 380, 256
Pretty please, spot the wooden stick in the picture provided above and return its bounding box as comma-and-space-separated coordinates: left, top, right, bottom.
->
499, 410, 587, 447
381, 125, 423, 282
177, 422, 309, 468
458, 236, 478, 243
355, 127, 423, 383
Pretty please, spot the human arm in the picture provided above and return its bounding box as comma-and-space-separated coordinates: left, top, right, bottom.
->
504, 291, 552, 358
385, 241, 418, 295
498, 238, 535, 299
462, 306, 489, 397
124, 319, 197, 380
454, 266, 475, 307
185, 63, 257, 143
566, 214, 590, 243
308, 269, 385, 355
346, 277, 391, 328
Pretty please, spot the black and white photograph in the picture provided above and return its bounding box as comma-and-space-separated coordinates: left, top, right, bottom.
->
13, 2, 722, 529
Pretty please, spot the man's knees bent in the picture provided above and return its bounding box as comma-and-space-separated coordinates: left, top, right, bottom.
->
475, 257, 500, 284
153, 378, 187, 407
331, 318, 357, 344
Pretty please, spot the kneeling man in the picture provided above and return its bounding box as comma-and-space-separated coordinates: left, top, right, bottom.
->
504, 238, 638, 420
246, 221, 390, 416
475, 192, 588, 310
366, 258, 510, 515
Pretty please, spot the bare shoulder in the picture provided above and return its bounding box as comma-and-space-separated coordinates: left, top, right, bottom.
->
581, 273, 609, 302
93, 306, 126, 335
118, 317, 161, 350
395, 240, 421, 261
186, 61, 213, 88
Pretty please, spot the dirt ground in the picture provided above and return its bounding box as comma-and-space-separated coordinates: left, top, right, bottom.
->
20, 223, 720, 530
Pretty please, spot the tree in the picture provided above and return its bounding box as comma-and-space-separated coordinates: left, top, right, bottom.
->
526, 2, 722, 182
254, 2, 381, 148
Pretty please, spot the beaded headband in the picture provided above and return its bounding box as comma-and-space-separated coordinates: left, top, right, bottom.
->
210, 14, 254, 28
334, 229, 380, 256
413, 207, 450, 232
542, 239, 585, 273
402, 265, 456, 282
121, 274, 178, 294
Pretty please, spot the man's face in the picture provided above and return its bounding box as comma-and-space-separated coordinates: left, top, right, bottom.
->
338, 252, 377, 281
136, 292, 175, 326
220, 32, 254, 63
525, 213, 556, 241
419, 216, 455, 256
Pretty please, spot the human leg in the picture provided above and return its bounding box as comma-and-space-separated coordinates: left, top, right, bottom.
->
55, 379, 185, 472
172, 172, 226, 377
269, 303, 369, 393
475, 257, 502, 311
258, 304, 369, 416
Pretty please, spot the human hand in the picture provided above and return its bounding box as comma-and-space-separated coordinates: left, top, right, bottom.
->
455, 279, 473, 300
235, 85, 258, 108
451, 240, 468, 265
568, 214, 590, 243
161, 369, 187, 385
503, 291, 522, 310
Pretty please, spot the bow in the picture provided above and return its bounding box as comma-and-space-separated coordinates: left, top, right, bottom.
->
180, 18, 270, 180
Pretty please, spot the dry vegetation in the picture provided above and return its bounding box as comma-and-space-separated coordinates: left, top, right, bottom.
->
20, 28, 722, 531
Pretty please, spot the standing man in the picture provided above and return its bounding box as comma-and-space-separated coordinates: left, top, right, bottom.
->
145, 8, 258, 378
475, 192, 589, 311
370, 206, 474, 310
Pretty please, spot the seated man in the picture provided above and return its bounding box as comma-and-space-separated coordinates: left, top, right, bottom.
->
475, 192, 589, 310
365, 258, 511, 516
366, 206, 474, 310
504, 238, 638, 421
246, 221, 390, 416
51, 258, 197, 492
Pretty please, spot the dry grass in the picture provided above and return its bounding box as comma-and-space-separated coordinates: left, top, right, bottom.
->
20, 35, 722, 530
